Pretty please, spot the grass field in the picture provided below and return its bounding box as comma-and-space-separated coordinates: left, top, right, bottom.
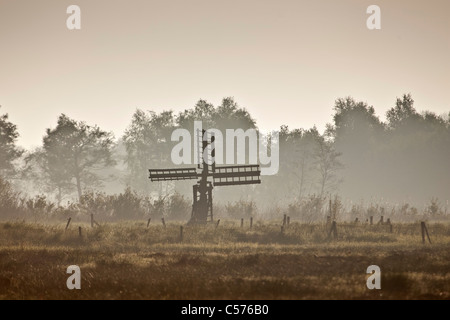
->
0, 219, 449, 300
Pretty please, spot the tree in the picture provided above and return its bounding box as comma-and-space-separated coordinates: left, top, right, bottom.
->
177, 97, 256, 131
386, 93, 418, 129
260, 124, 342, 205
330, 96, 384, 145
295, 127, 322, 200
0, 106, 23, 177
314, 135, 343, 197
40, 114, 115, 201
279, 126, 318, 200
326, 97, 384, 199
24, 147, 74, 206
259, 125, 299, 203
177, 99, 215, 129
211, 97, 257, 131
381, 94, 450, 201
123, 109, 176, 194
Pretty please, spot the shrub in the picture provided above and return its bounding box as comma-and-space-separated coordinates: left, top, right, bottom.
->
111, 188, 146, 219
78, 191, 110, 217
225, 199, 257, 219
150, 196, 166, 219
167, 193, 191, 221
349, 203, 364, 219
25, 195, 55, 218
0, 177, 23, 218
426, 197, 442, 216
78, 188, 148, 220
287, 194, 326, 222
396, 203, 419, 217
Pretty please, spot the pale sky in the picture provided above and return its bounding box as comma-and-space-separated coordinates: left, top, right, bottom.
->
1, 0, 449, 149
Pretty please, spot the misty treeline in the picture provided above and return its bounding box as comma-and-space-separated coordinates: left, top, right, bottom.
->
0, 94, 449, 221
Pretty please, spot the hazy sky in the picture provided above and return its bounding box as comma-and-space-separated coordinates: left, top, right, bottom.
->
1, 0, 449, 149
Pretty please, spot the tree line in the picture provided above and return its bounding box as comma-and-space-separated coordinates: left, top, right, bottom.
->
0, 94, 449, 214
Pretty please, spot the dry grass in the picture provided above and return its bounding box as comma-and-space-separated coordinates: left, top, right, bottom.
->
0, 220, 449, 300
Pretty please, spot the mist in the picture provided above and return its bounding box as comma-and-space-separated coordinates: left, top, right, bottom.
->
1, 94, 449, 222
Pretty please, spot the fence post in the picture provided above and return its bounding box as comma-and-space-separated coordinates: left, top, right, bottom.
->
147, 218, 151, 228
180, 226, 183, 242
65, 217, 72, 231
424, 223, 431, 244
78, 226, 82, 239
421, 221, 431, 244
162, 218, 166, 228
329, 199, 332, 219
370, 216, 373, 225
287, 216, 290, 227
421, 221, 425, 243
333, 221, 338, 239
250, 217, 253, 229
241, 218, 244, 228
328, 221, 338, 240
387, 218, 392, 233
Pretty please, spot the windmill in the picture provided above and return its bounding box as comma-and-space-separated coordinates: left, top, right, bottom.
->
149, 129, 261, 224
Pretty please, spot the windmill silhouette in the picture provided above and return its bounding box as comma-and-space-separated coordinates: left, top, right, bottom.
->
149, 129, 261, 224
